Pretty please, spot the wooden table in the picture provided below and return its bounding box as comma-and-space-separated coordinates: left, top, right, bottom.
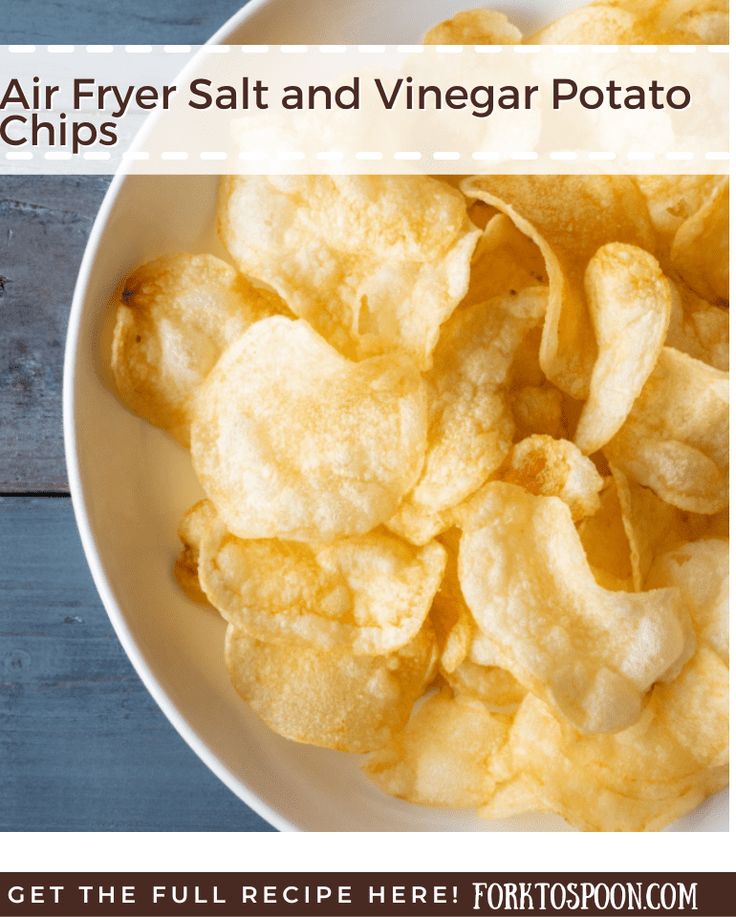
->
0, 0, 272, 831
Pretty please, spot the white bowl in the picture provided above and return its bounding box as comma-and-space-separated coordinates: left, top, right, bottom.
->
64, 0, 727, 831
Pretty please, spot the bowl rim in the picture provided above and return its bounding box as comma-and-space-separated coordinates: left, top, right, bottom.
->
62, 0, 299, 834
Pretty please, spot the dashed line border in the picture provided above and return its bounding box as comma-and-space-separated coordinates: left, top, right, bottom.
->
5, 44, 731, 54
7, 149, 727, 163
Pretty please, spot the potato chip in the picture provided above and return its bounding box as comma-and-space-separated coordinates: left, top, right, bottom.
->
687, 507, 729, 540
610, 465, 692, 590
485, 643, 728, 829
666, 280, 728, 371
635, 176, 725, 249
200, 517, 445, 656
444, 661, 526, 714
508, 325, 546, 389
605, 347, 728, 514
667, 5, 728, 43
483, 677, 727, 831
226, 622, 437, 753
111, 253, 280, 445
388, 288, 546, 546
575, 244, 671, 455
480, 774, 548, 822
467, 628, 512, 668
507, 322, 566, 439
529, 0, 728, 44
502, 434, 603, 521
173, 499, 217, 604
458, 482, 693, 733
671, 178, 729, 305
424, 9, 522, 45
191, 317, 428, 542
218, 176, 480, 369
647, 539, 728, 664
428, 528, 478, 674
461, 176, 656, 398
655, 647, 728, 768
577, 475, 636, 590
511, 385, 565, 440
467, 200, 496, 230
364, 689, 511, 807
462, 214, 547, 309
528, 4, 638, 43
603, 0, 729, 43
386, 502, 456, 550
430, 532, 526, 710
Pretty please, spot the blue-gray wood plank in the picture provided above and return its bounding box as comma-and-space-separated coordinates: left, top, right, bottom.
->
0, 0, 273, 831
6, 0, 244, 44
0, 498, 272, 830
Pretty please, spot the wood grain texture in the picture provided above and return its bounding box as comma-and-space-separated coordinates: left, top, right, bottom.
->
5, 0, 244, 44
0, 496, 272, 831
0, 177, 110, 492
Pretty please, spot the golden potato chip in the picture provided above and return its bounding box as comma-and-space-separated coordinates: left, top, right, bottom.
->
467, 200, 496, 230
687, 507, 729, 540
575, 244, 671, 455
191, 317, 428, 542
511, 384, 565, 440
666, 281, 728, 371
424, 9, 522, 45
480, 774, 548, 822
671, 178, 729, 305
603, 0, 729, 43
364, 689, 511, 807
667, 5, 728, 43
388, 288, 546, 545
508, 325, 546, 389
636, 176, 725, 249
430, 531, 526, 710
647, 539, 728, 663
444, 661, 526, 714
610, 465, 692, 590
467, 628, 512, 668
655, 647, 728, 768
528, 4, 638, 43
502, 434, 603, 521
111, 253, 280, 445
226, 623, 437, 753
465, 615, 529, 710
529, 0, 728, 44
462, 214, 547, 309
577, 475, 640, 590
461, 176, 656, 398
485, 642, 728, 829
218, 176, 480, 369
571, 646, 728, 783
484, 683, 727, 831
385, 502, 455, 550
200, 518, 445, 656
427, 529, 471, 672
605, 347, 728, 514
508, 323, 566, 439
458, 482, 692, 733
173, 499, 217, 604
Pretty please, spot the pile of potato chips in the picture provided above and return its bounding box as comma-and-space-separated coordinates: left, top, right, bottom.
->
111, 0, 728, 831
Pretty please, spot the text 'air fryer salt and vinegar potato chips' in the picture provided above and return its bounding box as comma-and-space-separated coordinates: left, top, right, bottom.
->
110, 0, 729, 831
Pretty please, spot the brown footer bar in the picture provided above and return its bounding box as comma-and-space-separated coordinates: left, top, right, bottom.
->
0, 873, 733, 917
